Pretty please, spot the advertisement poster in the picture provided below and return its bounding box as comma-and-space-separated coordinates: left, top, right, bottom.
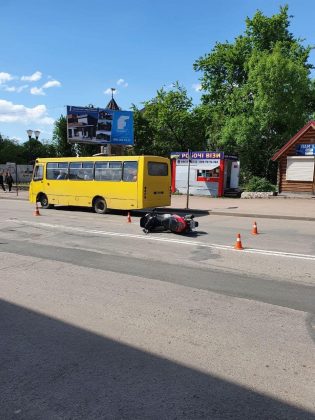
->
296, 144, 315, 156
67, 106, 134, 145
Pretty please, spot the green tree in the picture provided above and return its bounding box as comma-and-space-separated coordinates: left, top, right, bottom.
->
133, 83, 207, 156
194, 5, 315, 181
21, 138, 56, 163
52, 115, 102, 157
0, 134, 56, 164
77, 143, 100, 157
0, 137, 24, 164
52, 115, 76, 157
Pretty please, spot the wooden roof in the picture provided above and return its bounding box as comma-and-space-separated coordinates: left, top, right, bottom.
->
105, 98, 120, 110
271, 120, 315, 161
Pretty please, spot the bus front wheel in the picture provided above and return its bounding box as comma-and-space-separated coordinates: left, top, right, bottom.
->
93, 197, 107, 214
38, 193, 53, 209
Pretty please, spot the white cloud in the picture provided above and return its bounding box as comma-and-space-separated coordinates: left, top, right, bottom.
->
21, 71, 42, 82
4, 86, 16, 92
0, 72, 14, 84
104, 88, 118, 95
192, 83, 202, 92
2, 71, 61, 96
117, 78, 128, 87
0, 99, 54, 125
30, 79, 61, 95
4, 84, 28, 93
30, 87, 45, 96
42, 80, 61, 89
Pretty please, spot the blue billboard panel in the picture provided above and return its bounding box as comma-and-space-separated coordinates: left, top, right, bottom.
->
67, 105, 133, 145
296, 144, 315, 156
111, 110, 134, 145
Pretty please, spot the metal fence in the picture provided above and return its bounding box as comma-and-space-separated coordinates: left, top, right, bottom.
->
0, 164, 33, 183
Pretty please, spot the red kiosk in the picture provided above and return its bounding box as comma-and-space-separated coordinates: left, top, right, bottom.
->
170, 151, 240, 197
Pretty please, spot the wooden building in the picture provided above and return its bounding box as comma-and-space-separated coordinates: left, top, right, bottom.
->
271, 121, 315, 195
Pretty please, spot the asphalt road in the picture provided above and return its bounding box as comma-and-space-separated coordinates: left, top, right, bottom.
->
0, 199, 314, 419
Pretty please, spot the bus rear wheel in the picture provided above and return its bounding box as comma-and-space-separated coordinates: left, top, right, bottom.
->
93, 197, 107, 214
38, 193, 53, 209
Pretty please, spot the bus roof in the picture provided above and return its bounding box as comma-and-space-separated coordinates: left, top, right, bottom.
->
35, 155, 170, 163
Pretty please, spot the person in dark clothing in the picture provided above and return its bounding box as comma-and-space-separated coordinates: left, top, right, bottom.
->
5, 171, 13, 192
0, 172, 6, 192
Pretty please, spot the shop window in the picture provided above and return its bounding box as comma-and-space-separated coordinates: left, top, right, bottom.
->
196, 168, 220, 181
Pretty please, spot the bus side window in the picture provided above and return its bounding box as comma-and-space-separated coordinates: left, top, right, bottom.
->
109, 162, 122, 181
82, 162, 94, 180
69, 162, 82, 180
33, 165, 43, 181
123, 161, 138, 182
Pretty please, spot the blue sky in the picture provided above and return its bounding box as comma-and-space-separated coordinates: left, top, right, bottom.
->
0, 0, 314, 143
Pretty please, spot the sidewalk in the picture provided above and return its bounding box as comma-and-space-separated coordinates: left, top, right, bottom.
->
167, 195, 315, 221
1, 189, 314, 221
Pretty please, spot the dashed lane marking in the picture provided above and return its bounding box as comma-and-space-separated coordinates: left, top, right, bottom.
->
6, 219, 315, 261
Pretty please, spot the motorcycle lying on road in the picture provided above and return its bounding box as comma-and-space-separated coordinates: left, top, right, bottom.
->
140, 209, 198, 234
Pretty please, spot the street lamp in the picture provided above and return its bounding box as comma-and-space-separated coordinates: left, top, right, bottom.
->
26, 129, 40, 165
27, 129, 40, 140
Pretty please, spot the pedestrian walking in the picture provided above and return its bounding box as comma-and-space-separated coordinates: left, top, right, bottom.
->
0, 171, 6, 192
5, 171, 13, 192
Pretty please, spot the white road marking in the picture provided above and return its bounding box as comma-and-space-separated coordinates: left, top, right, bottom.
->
7, 219, 315, 261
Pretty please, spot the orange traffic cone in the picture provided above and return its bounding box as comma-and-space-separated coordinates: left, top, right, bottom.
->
251, 221, 258, 235
127, 212, 131, 223
234, 233, 243, 250
34, 202, 40, 216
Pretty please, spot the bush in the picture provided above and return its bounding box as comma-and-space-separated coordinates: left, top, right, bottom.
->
245, 176, 276, 192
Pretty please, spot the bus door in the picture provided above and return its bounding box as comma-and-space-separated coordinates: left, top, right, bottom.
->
143, 160, 170, 207
67, 161, 94, 206
45, 162, 70, 205
29, 164, 44, 202
116, 161, 138, 209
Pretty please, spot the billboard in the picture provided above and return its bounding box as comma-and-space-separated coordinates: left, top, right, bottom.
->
67, 105, 134, 145
296, 144, 315, 156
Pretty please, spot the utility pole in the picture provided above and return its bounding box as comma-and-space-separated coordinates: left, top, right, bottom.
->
186, 149, 191, 209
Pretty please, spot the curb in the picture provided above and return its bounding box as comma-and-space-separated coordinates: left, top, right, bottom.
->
0, 196, 28, 201
1, 197, 314, 222
153, 207, 315, 222
208, 211, 315, 222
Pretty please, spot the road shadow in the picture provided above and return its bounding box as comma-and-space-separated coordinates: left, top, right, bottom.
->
48, 206, 210, 222
152, 207, 210, 218
53, 206, 130, 218
1, 299, 314, 419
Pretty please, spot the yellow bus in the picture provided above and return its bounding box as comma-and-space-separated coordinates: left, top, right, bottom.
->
29, 155, 171, 213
